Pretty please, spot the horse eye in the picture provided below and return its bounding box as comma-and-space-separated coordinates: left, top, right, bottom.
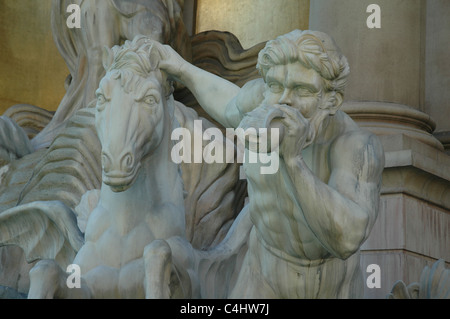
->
96, 94, 107, 111
97, 94, 106, 104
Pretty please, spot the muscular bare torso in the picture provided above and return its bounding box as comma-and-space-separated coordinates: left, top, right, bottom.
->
244, 110, 359, 261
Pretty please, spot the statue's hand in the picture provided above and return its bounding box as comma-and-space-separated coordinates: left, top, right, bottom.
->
150, 40, 186, 81
276, 104, 310, 162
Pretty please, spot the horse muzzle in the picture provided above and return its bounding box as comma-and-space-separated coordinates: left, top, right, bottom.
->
102, 170, 140, 192
101, 150, 141, 192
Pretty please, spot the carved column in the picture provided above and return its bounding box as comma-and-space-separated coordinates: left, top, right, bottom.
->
310, 0, 450, 299
424, 0, 450, 153
310, 0, 442, 150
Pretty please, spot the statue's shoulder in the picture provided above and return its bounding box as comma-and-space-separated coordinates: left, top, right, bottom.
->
235, 78, 265, 115
329, 111, 384, 170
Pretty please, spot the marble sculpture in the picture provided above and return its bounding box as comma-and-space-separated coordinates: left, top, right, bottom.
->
0, 1, 390, 299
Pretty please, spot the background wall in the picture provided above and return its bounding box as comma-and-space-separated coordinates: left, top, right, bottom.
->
310, 0, 425, 111
196, 0, 310, 49
0, 0, 68, 115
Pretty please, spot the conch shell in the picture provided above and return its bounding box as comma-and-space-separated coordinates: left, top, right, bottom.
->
237, 104, 285, 153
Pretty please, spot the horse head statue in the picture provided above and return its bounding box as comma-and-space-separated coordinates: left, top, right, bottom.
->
95, 35, 175, 192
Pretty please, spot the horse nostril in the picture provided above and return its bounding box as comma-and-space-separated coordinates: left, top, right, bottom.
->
121, 153, 134, 172
101, 152, 112, 173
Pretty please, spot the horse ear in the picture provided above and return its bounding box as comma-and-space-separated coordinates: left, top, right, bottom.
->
102, 46, 114, 71
148, 44, 162, 70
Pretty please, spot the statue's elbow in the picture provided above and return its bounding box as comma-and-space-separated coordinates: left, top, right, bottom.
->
334, 216, 369, 260
335, 240, 362, 260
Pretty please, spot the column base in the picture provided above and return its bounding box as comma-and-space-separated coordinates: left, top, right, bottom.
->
342, 101, 444, 151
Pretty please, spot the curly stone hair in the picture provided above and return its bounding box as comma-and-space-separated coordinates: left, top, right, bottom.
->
257, 30, 350, 101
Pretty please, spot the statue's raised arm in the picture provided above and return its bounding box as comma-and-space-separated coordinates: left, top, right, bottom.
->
153, 41, 244, 128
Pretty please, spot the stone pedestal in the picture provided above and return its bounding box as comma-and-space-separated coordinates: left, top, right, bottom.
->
361, 134, 450, 298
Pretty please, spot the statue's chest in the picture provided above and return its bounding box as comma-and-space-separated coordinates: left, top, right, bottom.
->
87, 222, 155, 268
77, 222, 152, 298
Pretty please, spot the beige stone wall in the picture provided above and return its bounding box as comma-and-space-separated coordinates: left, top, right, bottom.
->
196, 0, 310, 49
361, 192, 450, 298
310, 0, 426, 111
0, 0, 68, 115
